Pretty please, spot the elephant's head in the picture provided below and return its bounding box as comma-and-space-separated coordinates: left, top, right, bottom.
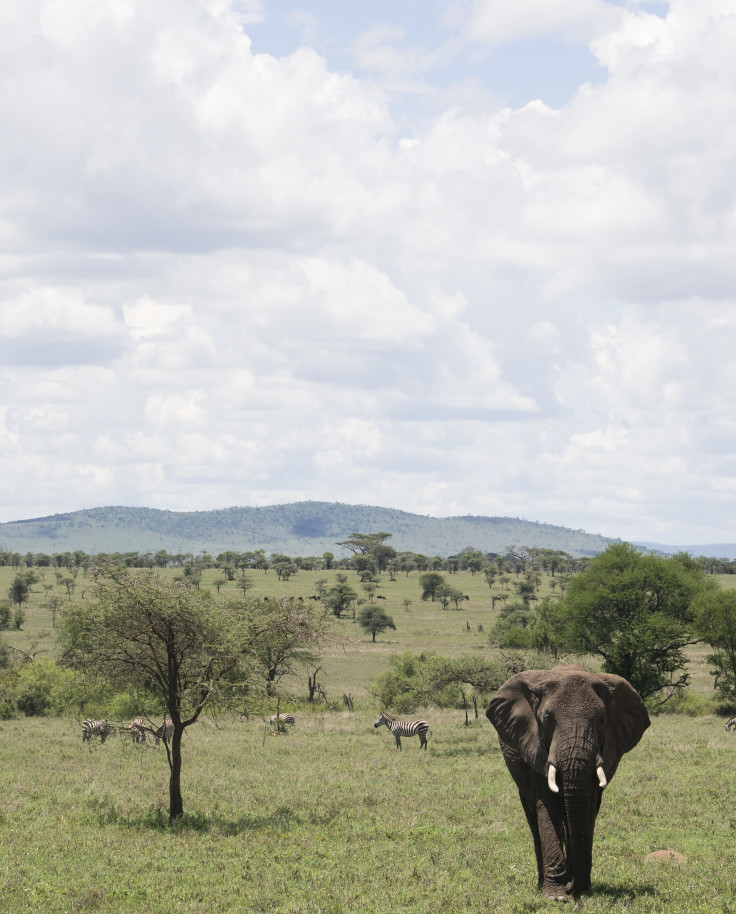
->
486, 663, 649, 896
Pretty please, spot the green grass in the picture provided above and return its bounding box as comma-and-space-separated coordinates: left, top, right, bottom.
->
3, 566, 736, 910
1, 713, 736, 912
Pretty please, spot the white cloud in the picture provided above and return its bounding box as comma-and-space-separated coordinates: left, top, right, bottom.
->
0, 288, 119, 339
1, 1, 736, 544
464, 0, 621, 45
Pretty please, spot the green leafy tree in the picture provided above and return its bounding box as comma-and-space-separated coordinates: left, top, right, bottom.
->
693, 588, 736, 702
358, 605, 396, 642
324, 582, 359, 619
419, 572, 445, 602
8, 571, 38, 608
60, 566, 280, 823
436, 582, 466, 610
553, 544, 714, 702
249, 597, 330, 695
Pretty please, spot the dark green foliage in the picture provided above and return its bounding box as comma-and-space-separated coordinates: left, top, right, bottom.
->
553, 544, 714, 701
357, 605, 396, 642
8, 571, 38, 608
693, 588, 736, 701
489, 599, 535, 648
419, 572, 445, 601
323, 582, 359, 618
373, 650, 504, 713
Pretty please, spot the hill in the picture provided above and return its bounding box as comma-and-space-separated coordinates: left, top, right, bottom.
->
0, 501, 623, 557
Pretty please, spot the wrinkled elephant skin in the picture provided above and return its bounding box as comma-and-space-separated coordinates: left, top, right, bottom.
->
486, 664, 649, 899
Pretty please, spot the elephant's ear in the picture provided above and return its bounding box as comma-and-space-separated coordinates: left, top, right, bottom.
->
486, 670, 551, 775
596, 673, 650, 777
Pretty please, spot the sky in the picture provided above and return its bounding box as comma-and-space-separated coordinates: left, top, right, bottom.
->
1, 0, 735, 547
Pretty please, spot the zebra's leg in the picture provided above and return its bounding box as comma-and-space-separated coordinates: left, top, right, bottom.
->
394, 732, 402, 750
420, 735, 427, 750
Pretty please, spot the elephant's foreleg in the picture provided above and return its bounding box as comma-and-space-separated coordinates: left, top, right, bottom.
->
535, 791, 569, 898
518, 792, 544, 888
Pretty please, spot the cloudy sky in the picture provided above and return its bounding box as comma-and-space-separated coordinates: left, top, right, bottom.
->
1, 0, 735, 546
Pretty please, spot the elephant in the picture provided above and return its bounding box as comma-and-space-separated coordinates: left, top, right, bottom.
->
486, 663, 650, 900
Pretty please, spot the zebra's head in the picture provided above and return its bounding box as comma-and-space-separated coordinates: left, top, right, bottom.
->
374, 711, 389, 728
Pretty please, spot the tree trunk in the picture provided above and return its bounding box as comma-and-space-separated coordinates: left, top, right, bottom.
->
169, 726, 184, 823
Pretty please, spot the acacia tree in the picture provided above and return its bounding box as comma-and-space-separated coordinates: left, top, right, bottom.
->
358, 605, 396, 642
250, 597, 329, 694
60, 566, 285, 823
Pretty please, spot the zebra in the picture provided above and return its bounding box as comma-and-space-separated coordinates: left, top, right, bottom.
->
725, 717, 736, 731
269, 713, 296, 728
129, 717, 147, 744
82, 719, 109, 743
373, 711, 431, 750
154, 718, 174, 746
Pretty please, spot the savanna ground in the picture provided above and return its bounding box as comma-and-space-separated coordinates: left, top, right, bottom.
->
1, 564, 736, 912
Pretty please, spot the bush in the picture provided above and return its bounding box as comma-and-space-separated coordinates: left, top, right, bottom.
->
372, 651, 502, 714
9, 660, 84, 716
0, 601, 11, 631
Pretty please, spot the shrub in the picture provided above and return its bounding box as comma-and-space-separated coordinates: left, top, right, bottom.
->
10, 660, 83, 716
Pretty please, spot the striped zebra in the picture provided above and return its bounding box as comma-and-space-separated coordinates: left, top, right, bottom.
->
154, 718, 174, 746
129, 717, 147, 744
82, 719, 109, 743
725, 717, 736, 731
269, 713, 296, 727
373, 711, 431, 750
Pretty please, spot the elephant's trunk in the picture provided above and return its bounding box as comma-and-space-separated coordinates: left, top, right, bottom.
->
551, 728, 601, 896
561, 788, 595, 895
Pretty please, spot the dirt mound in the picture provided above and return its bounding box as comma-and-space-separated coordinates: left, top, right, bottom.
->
644, 850, 687, 862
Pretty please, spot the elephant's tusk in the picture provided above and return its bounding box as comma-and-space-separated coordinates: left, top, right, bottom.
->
597, 765, 607, 788
547, 764, 559, 793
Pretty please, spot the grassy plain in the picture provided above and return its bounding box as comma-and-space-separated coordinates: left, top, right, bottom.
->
1, 712, 736, 913
2, 565, 736, 912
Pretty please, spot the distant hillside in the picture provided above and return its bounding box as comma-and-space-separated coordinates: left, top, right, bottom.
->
634, 541, 736, 560
0, 501, 624, 557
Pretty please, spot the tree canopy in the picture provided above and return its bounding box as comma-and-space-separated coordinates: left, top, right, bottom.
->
357, 605, 396, 642
552, 543, 714, 701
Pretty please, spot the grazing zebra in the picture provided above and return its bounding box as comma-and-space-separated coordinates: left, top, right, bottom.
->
129, 717, 147, 744
269, 713, 296, 727
82, 719, 109, 743
154, 718, 174, 746
373, 711, 431, 750
725, 717, 736, 731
